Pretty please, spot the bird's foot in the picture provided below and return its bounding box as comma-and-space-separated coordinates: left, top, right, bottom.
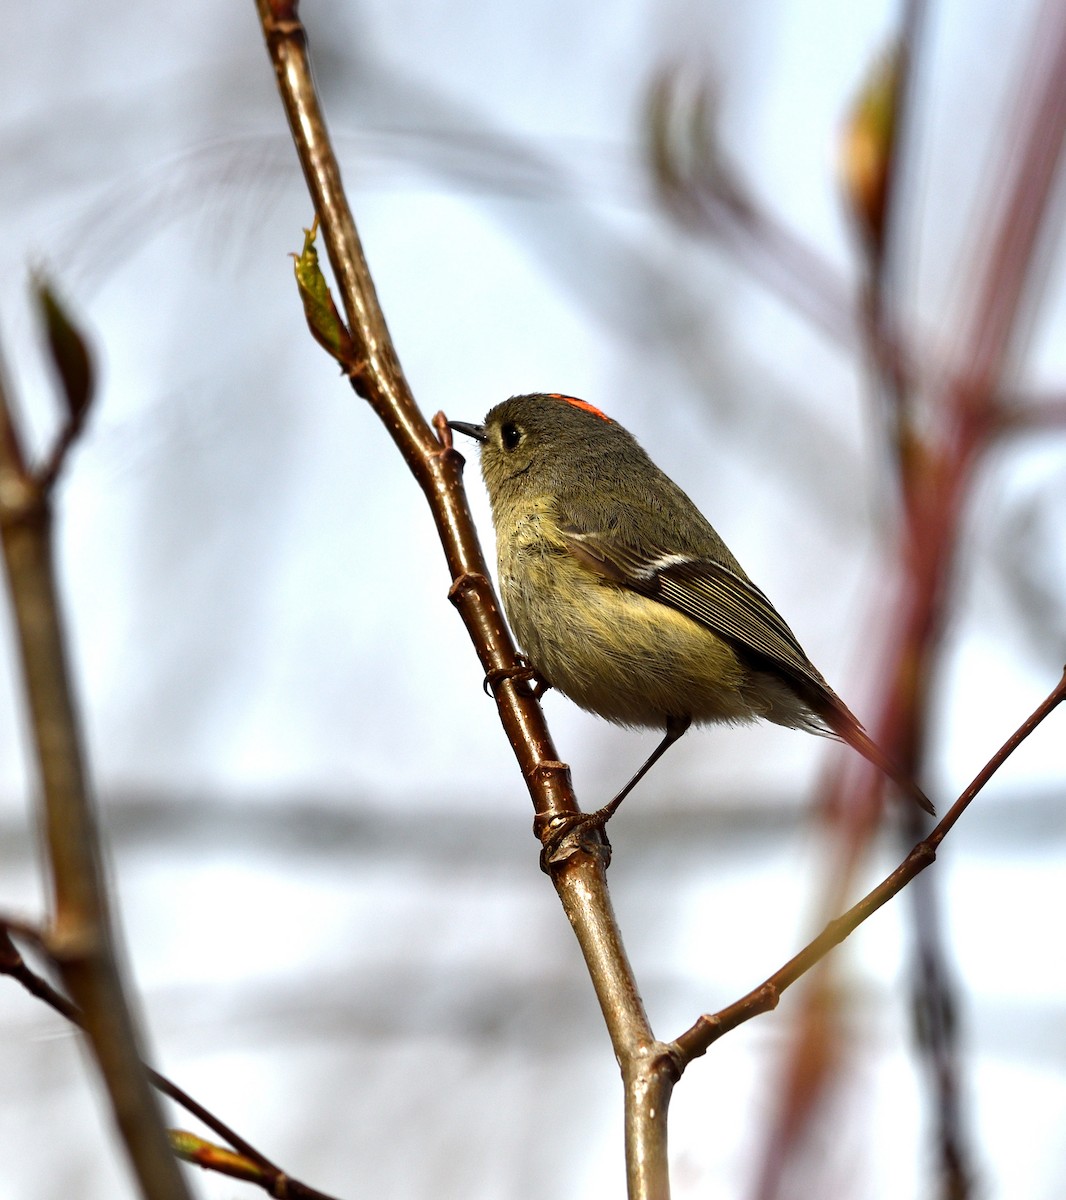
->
535, 795, 624, 873
483, 657, 550, 699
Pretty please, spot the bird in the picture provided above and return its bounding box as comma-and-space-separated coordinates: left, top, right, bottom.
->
449, 392, 934, 830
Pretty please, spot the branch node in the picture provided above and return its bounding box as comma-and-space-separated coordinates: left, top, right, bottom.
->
656, 1041, 687, 1084
528, 760, 570, 787
46, 923, 105, 964
264, 2, 302, 38
534, 808, 611, 873
913, 837, 937, 869
341, 358, 369, 385
0, 470, 44, 528
447, 571, 490, 604
433, 445, 468, 477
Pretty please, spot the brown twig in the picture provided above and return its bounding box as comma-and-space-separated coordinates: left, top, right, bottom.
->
253, 4, 672, 1196
2, 923, 268, 1170
1, 919, 345, 1199
169, 1131, 337, 1199
671, 664, 1066, 1063
0, 349, 190, 1198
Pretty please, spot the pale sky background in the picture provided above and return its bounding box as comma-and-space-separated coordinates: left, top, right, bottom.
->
2, 2, 1065, 1198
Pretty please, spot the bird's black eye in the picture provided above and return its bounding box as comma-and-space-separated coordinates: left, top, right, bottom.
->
500, 422, 522, 451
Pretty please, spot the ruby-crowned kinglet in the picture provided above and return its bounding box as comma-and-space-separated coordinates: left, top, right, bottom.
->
450, 393, 934, 819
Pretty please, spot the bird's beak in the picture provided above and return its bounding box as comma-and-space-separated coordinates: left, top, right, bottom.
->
447, 420, 488, 444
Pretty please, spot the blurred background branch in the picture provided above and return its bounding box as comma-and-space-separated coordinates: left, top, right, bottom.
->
0, 298, 190, 1198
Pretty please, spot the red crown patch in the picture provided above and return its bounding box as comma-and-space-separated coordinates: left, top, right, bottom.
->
546, 393, 611, 423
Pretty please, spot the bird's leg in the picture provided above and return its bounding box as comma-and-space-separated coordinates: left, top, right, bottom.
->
539, 715, 691, 870
591, 713, 692, 825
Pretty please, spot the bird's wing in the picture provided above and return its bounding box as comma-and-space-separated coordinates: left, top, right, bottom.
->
558, 522, 827, 692
559, 511, 938, 817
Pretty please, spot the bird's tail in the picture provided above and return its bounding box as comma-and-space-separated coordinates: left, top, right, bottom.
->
825, 703, 936, 817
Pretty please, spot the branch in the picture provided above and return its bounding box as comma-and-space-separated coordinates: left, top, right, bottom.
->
671, 664, 1066, 1063
0, 339, 190, 1197
253, 5, 670, 1196
1, 920, 345, 1200
170, 1132, 337, 1199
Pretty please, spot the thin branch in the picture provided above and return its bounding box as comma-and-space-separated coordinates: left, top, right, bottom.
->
1, 920, 345, 1200
1, 920, 272, 1160
671, 664, 1066, 1063
253, 5, 667, 1196
170, 1132, 338, 1200
0, 348, 190, 1198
